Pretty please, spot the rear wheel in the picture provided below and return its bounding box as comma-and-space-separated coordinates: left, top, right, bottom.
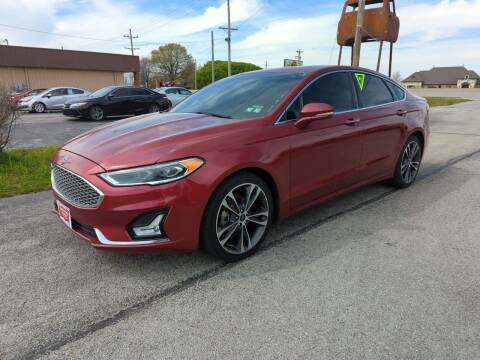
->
89, 105, 104, 121
33, 102, 46, 113
390, 135, 423, 188
148, 103, 160, 113
201, 173, 273, 262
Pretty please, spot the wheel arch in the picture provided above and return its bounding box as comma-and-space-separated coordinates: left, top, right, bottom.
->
409, 130, 425, 152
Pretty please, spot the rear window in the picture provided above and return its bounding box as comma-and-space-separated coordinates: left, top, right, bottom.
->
112, 88, 130, 97
131, 88, 152, 96
385, 81, 406, 101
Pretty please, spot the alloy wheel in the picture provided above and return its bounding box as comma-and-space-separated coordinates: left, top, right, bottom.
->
34, 103, 45, 113
90, 106, 104, 120
149, 104, 160, 113
401, 140, 421, 184
215, 183, 269, 255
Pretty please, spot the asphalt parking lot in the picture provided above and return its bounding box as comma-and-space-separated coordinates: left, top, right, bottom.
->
1, 101, 480, 359
9, 112, 119, 149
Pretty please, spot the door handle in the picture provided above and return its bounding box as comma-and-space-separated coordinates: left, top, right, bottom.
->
396, 109, 407, 116
345, 118, 360, 126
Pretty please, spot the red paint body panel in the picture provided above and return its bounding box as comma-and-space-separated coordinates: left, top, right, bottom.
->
51, 66, 429, 253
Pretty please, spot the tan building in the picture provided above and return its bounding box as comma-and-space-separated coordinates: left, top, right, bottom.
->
0, 45, 139, 92
403, 66, 480, 89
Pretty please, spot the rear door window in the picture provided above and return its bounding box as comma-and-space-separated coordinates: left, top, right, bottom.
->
69, 88, 84, 95
112, 88, 130, 97
131, 88, 152, 96
354, 73, 394, 108
302, 72, 357, 112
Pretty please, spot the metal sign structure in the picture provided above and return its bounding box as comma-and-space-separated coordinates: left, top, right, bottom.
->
337, 0, 399, 76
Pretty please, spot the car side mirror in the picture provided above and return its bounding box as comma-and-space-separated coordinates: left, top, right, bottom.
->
46, 94, 52, 98
107, 94, 114, 100
294, 103, 334, 129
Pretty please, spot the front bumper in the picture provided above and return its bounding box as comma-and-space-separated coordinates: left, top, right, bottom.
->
17, 102, 32, 111
51, 149, 209, 252
63, 107, 88, 117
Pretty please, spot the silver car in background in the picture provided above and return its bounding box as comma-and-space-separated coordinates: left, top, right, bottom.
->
17, 87, 91, 113
153, 87, 192, 106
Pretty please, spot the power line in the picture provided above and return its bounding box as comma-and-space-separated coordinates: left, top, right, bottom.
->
0, 22, 120, 43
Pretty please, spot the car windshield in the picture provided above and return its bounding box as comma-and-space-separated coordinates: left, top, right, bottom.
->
89, 86, 116, 98
172, 72, 305, 120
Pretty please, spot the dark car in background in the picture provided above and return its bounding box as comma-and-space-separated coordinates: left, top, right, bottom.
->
63, 86, 171, 120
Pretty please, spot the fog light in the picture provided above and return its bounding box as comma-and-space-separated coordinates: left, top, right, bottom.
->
130, 213, 165, 239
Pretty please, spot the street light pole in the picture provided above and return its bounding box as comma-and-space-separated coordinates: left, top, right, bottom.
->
352, 0, 366, 67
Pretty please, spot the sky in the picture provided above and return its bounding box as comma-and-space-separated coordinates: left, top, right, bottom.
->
0, 0, 479, 78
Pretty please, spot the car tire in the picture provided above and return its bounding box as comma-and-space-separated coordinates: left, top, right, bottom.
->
201, 172, 273, 262
148, 103, 160, 113
89, 105, 105, 121
33, 102, 46, 113
390, 135, 423, 188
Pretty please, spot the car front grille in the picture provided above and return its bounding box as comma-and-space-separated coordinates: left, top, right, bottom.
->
51, 165, 103, 208
64, 104, 70, 109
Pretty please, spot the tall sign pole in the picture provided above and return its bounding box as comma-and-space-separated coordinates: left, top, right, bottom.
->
352, 0, 366, 67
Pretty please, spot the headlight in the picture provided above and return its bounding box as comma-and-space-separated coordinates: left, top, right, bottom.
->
99, 158, 204, 186
70, 102, 87, 108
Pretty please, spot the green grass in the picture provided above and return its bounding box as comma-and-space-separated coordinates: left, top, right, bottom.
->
425, 97, 471, 107
0, 146, 57, 198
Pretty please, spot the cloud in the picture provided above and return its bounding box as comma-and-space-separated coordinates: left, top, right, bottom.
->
0, 0, 263, 56
0, 0, 479, 75
398, 0, 480, 43
233, 0, 480, 73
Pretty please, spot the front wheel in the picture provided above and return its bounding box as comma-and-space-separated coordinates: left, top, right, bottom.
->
33, 102, 46, 113
201, 173, 273, 262
390, 135, 423, 188
89, 105, 104, 121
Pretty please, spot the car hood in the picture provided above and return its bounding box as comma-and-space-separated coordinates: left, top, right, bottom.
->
62, 112, 243, 170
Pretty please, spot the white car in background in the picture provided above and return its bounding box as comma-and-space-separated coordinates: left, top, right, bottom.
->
17, 87, 91, 113
153, 87, 193, 106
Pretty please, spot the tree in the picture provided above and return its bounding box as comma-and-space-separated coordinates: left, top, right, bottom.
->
0, 85, 18, 152
392, 71, 403, 83
150, 43, 195, 84
196, 61, 262, 88
139, 57, 153, 87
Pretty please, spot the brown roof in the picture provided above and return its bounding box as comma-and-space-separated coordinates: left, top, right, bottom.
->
0, 45, 139, 73
403, 66, 479, 85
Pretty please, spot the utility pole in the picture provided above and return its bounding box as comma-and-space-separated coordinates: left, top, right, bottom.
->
194, 59, 198, 90
211, 31, 215, 83
219, 0, 238, 77
265, 60, 268, 69
352, 0, 366, 67
124, 28, 139, 56
295, 49, 303, 65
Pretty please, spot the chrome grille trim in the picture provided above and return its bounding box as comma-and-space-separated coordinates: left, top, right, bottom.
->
51, 164, 104, 209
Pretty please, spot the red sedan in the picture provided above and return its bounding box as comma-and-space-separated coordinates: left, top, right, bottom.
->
10, 88, 46, 104
51, 66, 429, 261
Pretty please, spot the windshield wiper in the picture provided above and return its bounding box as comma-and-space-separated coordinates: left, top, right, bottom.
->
192, 111, 232, 119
